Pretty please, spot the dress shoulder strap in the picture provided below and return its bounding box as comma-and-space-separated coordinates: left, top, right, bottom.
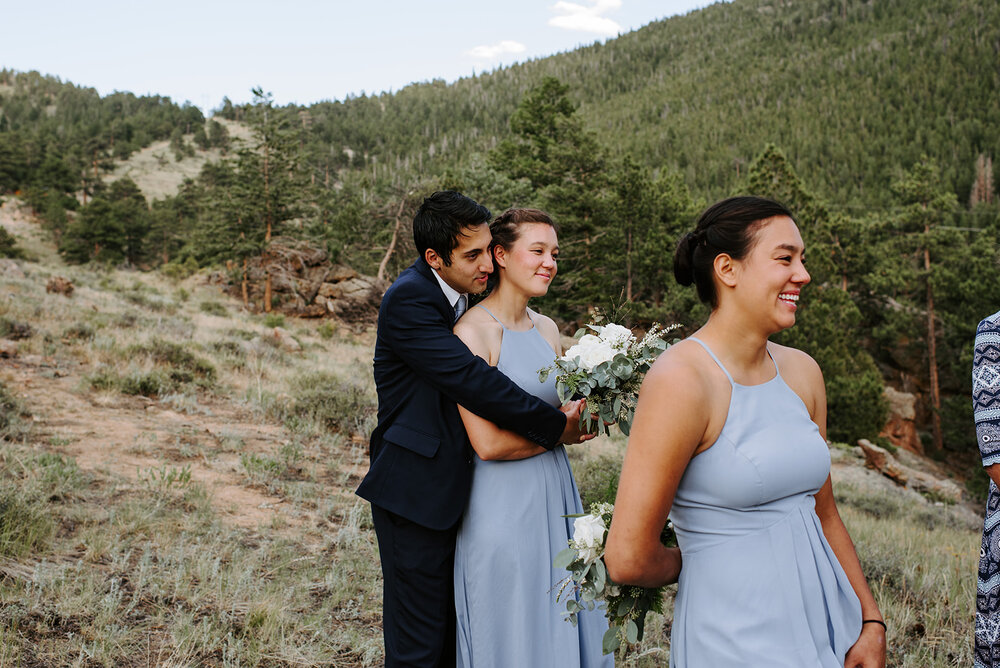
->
475, 304, 505, 328
689, 336, 734, 386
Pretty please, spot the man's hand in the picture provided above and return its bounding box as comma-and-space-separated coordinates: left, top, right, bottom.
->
559, 400, 597, 444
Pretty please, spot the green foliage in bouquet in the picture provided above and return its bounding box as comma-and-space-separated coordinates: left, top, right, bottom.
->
539, 316, 676, 435
554, 503, 676, 657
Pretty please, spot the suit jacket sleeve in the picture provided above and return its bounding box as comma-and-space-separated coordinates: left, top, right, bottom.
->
975, 314, 1000, 467
380, 277, 565, 449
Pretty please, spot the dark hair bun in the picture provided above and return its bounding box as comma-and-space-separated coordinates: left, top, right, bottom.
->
673, 232, 697, 286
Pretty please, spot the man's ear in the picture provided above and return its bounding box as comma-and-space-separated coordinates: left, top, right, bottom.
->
713, 253, 738, 288
425, 248, 446, 270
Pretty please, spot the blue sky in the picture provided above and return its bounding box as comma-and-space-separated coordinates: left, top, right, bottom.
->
2, 0, 719, 112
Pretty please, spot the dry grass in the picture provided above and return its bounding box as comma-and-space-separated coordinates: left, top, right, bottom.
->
0, 226, 383, 665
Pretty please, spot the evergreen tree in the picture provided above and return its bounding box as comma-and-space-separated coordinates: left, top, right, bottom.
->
746, 145, 887, 444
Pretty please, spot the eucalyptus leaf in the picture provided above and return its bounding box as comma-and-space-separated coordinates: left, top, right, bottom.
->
554, 547, 578, 570
626, 619, 639, 644
593, 558, 607, 591
602, 626, 620, 655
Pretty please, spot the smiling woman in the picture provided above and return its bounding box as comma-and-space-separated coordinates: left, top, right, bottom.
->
604, 196, 887, 668
450, 207, 613, 667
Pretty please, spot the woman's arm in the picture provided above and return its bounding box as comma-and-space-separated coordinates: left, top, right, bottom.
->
795, 353, 885, 668
453, 315, 574, 461
604, 351, 708, 587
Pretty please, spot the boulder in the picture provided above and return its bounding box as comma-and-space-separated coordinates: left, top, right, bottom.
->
879, 386, 923, 455
305, 266, 331, 285
329, 264, 359, 282
858, 438, 964, 503
295, 304, 327, 319
45, 276, 74, 296
0, 339, 17, 358
318, 277, 375, 301
858, 439, 908, 485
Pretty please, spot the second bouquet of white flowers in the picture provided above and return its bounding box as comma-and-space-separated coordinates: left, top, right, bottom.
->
538, 318, 677, 435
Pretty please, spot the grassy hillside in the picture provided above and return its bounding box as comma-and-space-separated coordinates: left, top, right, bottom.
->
0, 202, 983, 666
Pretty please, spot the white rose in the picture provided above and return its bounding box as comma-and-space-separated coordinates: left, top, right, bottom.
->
572, 514, 607, 563
598, 323, 634, 350
567, 334, 616, 371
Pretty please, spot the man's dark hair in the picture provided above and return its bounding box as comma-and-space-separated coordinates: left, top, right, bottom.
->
413, 191, 492, 267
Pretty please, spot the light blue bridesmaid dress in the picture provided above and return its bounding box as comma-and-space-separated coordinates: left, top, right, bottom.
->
453, 306, 613, 668
668, 338, 863, 667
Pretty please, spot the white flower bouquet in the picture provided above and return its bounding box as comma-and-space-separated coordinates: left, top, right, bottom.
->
555, 502, 676, 656
538, 319, 677, 435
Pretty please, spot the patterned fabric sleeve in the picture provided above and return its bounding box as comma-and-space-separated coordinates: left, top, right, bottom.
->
975, 311, 1000, 467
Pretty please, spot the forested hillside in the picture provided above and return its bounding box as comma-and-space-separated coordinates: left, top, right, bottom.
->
1, 0, 998, 467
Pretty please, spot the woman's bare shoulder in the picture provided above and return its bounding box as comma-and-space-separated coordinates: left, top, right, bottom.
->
769, 342, 822, 379
528, 309, 563, 353
643, 339, 718, 397
454, 306, 503, 357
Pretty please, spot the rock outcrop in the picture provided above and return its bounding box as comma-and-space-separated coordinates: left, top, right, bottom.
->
879, 386, 923, 454
858, 438, 964, 503
224, 238, 385, 325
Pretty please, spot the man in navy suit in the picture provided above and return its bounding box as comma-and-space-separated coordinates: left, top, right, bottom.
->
357, 191, 589, 667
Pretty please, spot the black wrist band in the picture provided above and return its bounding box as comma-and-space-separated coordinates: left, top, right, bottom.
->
862, 619, 887, 632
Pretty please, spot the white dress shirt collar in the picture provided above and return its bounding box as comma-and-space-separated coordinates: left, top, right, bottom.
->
430, 267, 465, 310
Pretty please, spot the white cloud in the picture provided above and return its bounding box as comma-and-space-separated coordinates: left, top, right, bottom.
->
466, 40, 528, 60
548, 0, 623, 35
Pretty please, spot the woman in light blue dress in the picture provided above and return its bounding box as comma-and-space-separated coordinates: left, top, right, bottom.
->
605, 197, 885, 667
452, 208, 613, 668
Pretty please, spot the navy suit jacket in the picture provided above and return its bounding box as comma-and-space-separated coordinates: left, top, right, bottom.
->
356, 258, 566, 530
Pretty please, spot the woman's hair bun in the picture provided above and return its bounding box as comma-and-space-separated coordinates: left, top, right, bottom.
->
673, 231, 698, 286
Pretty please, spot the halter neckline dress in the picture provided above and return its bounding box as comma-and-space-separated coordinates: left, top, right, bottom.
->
453, 305, 612, 668
667, 337, 862, 667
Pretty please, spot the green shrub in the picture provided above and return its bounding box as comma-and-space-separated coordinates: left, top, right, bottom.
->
287, 372, 375, 434
317, 322, 336, 339
0, 380, 29, 439
88, 340, 216, 397
161, 256, 199, 280
241, 453, 283, 486
0, 485, 53, 558
62, 322, 97, 341
833, 484, 905, 520
126, 339, 217, 385
263, 313, 285, 328
0, 227, 25, 259
199, 300, 228, 316
32, 453, 83, 499
89, 367, 173, 397
823, 369, 888, 444
573, 454, 624, 509
123, 290, 175, 313
0, 317, 33, 340
966, 465, 991, 505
